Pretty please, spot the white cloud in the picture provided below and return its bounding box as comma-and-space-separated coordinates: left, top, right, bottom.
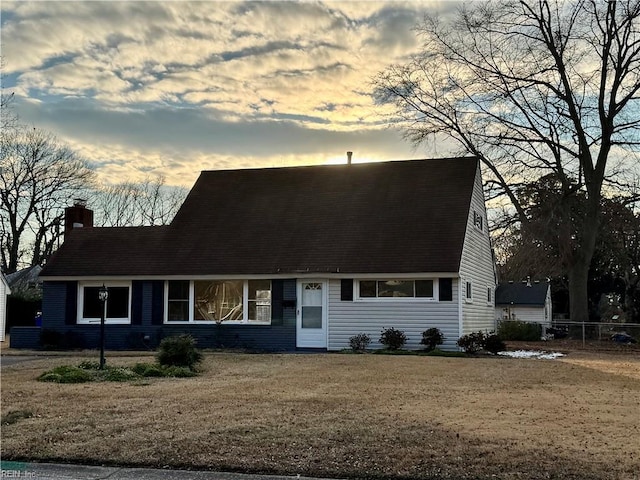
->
1, 1, 457, 185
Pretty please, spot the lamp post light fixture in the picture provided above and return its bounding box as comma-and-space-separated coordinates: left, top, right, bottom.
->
98, 284, 109, 370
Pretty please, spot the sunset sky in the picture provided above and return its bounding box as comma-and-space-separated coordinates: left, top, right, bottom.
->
1, 1, 460, 188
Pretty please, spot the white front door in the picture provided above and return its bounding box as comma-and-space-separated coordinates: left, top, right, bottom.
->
296, 280, 327, 348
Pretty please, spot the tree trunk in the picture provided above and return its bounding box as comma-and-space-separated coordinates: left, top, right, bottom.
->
568, 260, 590, 323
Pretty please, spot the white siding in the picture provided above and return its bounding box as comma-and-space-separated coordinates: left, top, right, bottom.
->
459, 166, 497, 335
0, 276, 9, 342
327, 279, 460, 350
496, 306, 548, 324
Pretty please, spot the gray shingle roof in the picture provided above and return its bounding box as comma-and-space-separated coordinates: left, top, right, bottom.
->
495, 282, 550, 306
41, 157, 479, 277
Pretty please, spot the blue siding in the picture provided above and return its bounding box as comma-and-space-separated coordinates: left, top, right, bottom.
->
9, 327, 41, 349
28, 279, 298, 351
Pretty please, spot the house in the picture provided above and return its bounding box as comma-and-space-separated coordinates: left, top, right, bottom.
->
1, 273, 11, 342
495, 280, 552, 326
19, 157, 496, 351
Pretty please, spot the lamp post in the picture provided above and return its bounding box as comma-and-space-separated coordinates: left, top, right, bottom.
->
98, 284, 109, 370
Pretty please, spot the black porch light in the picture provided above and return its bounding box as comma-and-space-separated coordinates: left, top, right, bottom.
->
98, 284, 109, 369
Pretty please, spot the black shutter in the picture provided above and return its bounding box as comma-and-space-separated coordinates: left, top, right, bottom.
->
65, 281, 78, 325
151, 281, 164, 325
271, 279, 284, 326
131, 281, 143, 325
340, 279, 353, 301
439, 278, 453, 301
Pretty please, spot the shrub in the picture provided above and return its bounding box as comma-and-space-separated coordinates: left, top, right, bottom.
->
456, 331, 486, 354
132, 363, 166, 378
77, 360, 101, 370
157, 335, 203, 370
379, 327, 407, 350
38, 366, 94, 383
349, 333, 371, 352
102, 367, 140, 382
497, 320, 542, 341
420, 328, 445, 351
483, 333, 506, 355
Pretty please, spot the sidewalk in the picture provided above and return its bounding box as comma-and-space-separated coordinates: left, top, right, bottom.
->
0, 462, 341, 480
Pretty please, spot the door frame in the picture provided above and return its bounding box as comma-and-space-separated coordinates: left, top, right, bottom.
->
296, 279, 328, 348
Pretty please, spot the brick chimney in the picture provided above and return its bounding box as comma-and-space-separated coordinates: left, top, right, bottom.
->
64, 199, 93, 239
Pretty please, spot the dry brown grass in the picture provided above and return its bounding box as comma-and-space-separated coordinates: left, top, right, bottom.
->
1, 351, 639, 480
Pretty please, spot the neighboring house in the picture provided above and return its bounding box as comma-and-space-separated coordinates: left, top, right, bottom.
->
495, 280, 552, 326
6, 265, 42, 300
27, 157, 496, 351
1, 273, 11, 342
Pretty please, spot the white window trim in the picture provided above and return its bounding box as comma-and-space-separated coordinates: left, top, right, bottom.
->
354, 279, 439, 302
77, 281, 132, 325
486, 285, 494, 306
163, 280, 272, 325
465, 280, 473, 304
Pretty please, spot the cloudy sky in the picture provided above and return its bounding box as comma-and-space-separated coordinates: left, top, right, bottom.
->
1, 0, 460, 188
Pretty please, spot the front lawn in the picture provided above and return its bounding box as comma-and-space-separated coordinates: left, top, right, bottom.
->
1, 351, 638, 479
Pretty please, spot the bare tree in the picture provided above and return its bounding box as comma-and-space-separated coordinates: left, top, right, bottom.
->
0, 126, 95, 272
92, 175, 187, 227
374, 0, 640, 321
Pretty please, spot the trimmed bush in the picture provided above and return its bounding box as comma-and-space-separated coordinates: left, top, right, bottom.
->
349, 333, 371, 352
379, 327, 407, 350
157, 335, 203, 370
456, 331, 486, 354
483, 333, 506, 355
420, 328, 445, 351
498, 320, 542, 341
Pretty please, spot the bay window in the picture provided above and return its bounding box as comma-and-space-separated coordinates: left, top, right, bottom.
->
165, 280, 272, 324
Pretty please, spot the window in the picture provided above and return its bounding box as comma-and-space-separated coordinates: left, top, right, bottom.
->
473, 210, 483, 231
167, 280, 189, 321
78, 282, 131, 324
357, 279, 435, 300
165, 280, 272, 324
465, 281, 473, 303
195, 280, 243, 322
486, 286, 493, 305
248, 280, 271, 322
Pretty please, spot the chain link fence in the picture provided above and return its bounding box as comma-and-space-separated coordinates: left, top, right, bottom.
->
549, 320, 640, 347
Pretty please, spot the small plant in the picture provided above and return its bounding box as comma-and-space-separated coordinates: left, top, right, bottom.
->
157, 334, 203, 370
132, 362, 165, 377
379, 327, 407, 350
78, 360, 101, 370
483, 333, 506, 355
349, 333, 371, 352
456, 331, 486, 354
38, 365, 94, 383
420, 328, 445, 352
104, 367, 140, 382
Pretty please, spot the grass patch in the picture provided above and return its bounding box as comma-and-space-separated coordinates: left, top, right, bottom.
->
1, 410, 33, 426
3, 351, 639, 480
423, 348, 468, 357
37, 361, 199, 383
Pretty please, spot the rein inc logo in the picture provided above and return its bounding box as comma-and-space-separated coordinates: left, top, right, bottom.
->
1, 462, 35, 478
